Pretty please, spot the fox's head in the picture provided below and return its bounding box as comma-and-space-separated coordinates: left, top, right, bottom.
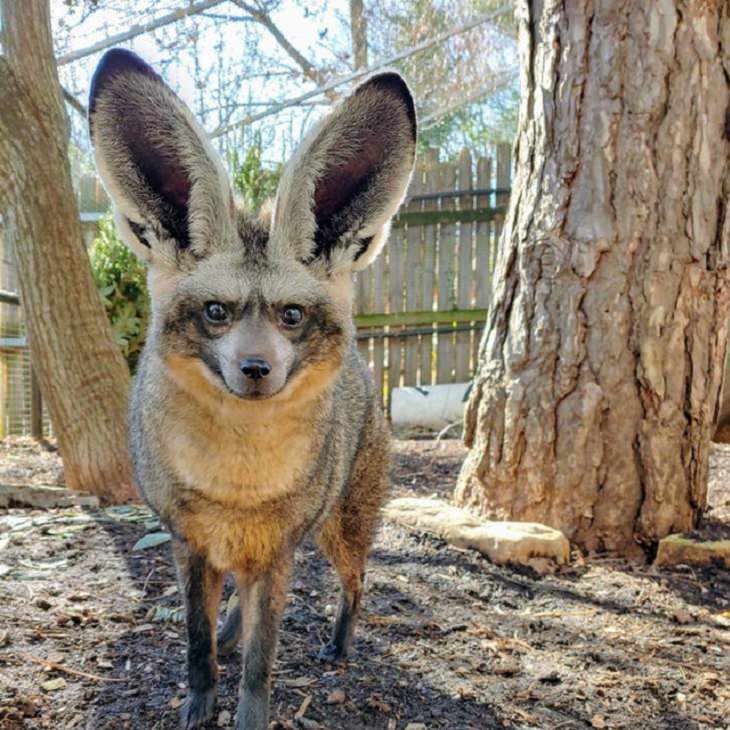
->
89, 49, 416, 402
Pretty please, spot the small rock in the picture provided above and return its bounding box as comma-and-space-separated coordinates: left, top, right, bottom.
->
35, 597, 53, 611
326, 689, 346, 705
672, 607, 692, 625
217, 710, 232, 726
41, 677, 67, 692
324, 604, 335, 617
493, 656, 521, 676
405, 724, 427, 730
655, 534, 730, 569
67, 592, 91, 603
538, 670, 562, 685
590, 715, 606, 729
0, 630, 9, 647
383, 498, 570, 566
169, 697, 183, 709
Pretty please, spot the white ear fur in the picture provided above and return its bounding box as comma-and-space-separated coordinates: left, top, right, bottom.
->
270, 71, 417, 276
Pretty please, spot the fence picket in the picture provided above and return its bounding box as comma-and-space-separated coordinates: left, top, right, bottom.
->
404, 161, 424, 385
455, 149, 473, 382
419, 148, 439, 385
473, 155, 492, 370
436, 160, 457, 383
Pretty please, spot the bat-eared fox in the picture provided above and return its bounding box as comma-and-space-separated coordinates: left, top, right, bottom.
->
89, 48, 416, 729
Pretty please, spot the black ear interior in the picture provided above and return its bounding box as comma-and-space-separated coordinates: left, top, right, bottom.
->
121, 117, 191, 248
311, 138, 384, 259
306, 72, 416, 262
89, 48, 192, 249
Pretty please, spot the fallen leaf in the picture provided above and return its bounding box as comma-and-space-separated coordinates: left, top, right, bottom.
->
41, 677, 67, 692
132, 532, 171, 551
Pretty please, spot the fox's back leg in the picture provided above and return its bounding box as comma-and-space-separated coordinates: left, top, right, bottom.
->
315, 417, 390, 663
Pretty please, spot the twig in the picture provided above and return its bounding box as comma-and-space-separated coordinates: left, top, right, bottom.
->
21, 654, 126, 682
436, 421, 462, 442
294, 694, 312, 720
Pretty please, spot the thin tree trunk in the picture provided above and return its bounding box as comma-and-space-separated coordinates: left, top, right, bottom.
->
0, 0, 136, 502
457, 1, 730, 558
350, 0, 368, 70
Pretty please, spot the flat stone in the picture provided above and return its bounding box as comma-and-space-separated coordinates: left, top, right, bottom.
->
383, 498, 569, 566
655, 534, 730, 569
0, 483, 99, 510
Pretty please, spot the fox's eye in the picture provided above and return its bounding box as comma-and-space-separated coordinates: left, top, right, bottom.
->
280, 305, 304, 327
204, 301, 229, 323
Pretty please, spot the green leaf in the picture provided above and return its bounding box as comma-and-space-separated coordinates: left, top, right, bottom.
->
132, 532, 171, 551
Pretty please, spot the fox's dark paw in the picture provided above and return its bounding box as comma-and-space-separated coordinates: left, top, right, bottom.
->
317, 641, 349, 665
180, 689, 216, 729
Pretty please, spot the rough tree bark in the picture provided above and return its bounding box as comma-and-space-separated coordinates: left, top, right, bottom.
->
0, 0, 136, 502
457, 1, 730, 557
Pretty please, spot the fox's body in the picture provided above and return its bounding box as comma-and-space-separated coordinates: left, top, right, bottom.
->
131, 324, 388, 579
89, 48, 415, 729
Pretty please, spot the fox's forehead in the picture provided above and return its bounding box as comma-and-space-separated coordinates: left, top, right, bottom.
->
175, 240, 327, 307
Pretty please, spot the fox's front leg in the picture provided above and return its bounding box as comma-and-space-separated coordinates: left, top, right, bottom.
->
172, 539, 224, 729
235, 557, 292, 730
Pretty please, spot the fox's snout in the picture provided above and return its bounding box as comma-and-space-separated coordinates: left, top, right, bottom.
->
210, 311, 296, 400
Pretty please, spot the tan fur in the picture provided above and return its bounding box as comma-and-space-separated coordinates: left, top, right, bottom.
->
89, 48, 416, 729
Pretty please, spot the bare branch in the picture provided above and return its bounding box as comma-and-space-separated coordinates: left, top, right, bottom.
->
419, 66, 518, 128
56, 0, 227, 65
62, 88, 87, 116
210, 4, 512, 138
231, 0, 336, 97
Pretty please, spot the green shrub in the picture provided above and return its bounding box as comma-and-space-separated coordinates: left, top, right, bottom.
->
229, 131, 282, 211
88, 213, 149, 373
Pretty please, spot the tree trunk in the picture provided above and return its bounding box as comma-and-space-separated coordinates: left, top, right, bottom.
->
350, 0, 368, 70
456, 0, 730, 558
0, 0, 136, 502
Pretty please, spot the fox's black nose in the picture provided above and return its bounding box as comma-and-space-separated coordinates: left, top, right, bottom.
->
240, 357, 271, 380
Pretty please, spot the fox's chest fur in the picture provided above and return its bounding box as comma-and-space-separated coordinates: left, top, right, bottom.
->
134, 354, 340, 574
162, 406, 314, 507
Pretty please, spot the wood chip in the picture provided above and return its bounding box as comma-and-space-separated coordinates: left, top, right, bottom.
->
326, 689, 346, 705
294, 694, 312, 720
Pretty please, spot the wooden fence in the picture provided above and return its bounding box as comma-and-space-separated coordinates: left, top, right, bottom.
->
353, 143, 511, 406
0, 144, 511, 433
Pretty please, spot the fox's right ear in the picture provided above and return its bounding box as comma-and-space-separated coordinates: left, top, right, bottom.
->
88, 49, 234, 270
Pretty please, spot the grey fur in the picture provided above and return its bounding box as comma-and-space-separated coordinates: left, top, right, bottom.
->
89, 48, 416, 730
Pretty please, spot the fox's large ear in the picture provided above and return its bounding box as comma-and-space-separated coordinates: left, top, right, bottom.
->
88, 49, 234, 269
271, 71, 417, 274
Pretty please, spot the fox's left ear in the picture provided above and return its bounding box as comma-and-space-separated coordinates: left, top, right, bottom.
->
271, 71, 417, 274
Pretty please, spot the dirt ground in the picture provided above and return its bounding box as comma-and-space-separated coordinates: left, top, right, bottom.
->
0, 437, 729, 730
